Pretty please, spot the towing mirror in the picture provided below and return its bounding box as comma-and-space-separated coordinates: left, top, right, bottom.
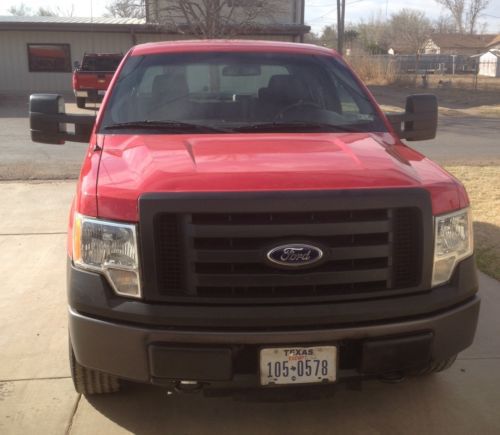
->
386, 94, 438, 142
29, 94, 95, 144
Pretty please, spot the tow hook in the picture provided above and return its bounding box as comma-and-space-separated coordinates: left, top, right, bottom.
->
173, 380, 203, 394
379, 372, 406, 384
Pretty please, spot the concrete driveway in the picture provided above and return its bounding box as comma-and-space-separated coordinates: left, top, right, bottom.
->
1, 181, 500, 435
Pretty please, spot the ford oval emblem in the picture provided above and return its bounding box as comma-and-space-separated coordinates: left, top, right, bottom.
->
267, 244, 324, 267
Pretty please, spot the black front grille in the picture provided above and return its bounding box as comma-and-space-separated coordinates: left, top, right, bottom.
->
393, 208, 422, 288
152, 206, 422, 303
155, 214, 183, 294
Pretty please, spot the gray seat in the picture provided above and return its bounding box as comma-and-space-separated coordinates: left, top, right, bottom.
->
258, 74, 310, 120
149, 73, 191, 120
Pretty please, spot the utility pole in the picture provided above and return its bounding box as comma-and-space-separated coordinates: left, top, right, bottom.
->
337, 0, 346, 55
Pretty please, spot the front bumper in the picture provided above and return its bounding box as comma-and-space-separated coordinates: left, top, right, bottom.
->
74, 90, 106, 99
68, 256, 480, 386
69, 297, 479, 385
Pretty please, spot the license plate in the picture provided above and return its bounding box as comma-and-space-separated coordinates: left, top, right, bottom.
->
260, 346, 337, 386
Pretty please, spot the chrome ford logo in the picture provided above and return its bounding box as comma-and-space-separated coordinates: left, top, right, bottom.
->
267, 244, 324, 267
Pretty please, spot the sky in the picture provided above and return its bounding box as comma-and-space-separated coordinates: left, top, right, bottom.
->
1, 0, 499, 33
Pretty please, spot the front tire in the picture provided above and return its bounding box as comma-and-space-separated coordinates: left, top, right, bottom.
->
76, 97, 86, 109
69, 341, 120, 395
411, 355, 457, 376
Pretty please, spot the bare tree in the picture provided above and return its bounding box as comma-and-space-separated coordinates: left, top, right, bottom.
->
357, 13, 392, 54
390, 9, 432, 75
36, 7, 59, 17
315, 25, 337, 49
435, 0, 465, 32
105, 0, 146, 19
8, 3, 32, 15
434, 14, 457, 33
466, 0, 490, 33
8, 3, 75, 17
157, 0, 285, 39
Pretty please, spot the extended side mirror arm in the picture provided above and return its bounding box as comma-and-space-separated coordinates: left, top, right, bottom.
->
29, 94, 96, 144
385, 94, 438, 142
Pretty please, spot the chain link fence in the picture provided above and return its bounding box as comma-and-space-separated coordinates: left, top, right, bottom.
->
347, 54, 500, 91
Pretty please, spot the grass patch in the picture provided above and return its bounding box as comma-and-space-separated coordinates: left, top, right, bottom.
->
444, 165, 500, 280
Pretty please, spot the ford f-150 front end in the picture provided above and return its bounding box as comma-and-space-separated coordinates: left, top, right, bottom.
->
29, 40, 479, 396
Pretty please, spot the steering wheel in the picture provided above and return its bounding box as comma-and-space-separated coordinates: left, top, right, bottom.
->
274, 101, 322, 121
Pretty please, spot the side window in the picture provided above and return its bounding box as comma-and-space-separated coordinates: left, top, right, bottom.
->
137, 66, 166, 94
186, 64, 211, 92
337, 83, 360, 114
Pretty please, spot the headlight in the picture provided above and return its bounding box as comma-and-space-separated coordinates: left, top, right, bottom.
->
73, 214, 141, 298
432, 208, 473, 287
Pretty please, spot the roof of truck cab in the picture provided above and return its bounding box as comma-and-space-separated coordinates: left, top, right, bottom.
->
131, 40, 338, 57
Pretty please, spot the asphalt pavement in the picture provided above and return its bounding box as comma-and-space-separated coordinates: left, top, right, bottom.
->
0, 95, 498, 181
0, 181, 500, 435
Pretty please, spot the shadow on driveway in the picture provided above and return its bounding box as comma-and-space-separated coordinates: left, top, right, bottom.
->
77, 369, 500, 435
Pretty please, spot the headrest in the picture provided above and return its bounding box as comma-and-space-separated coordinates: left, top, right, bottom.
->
152, 73, 189, 101
265, 74, 308, 102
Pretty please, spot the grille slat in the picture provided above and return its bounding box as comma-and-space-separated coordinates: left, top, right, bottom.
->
195, 268, 389, 288
191, 220, 390, 238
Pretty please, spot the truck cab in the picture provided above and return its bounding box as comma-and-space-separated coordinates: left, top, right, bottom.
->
29, 40, 479, 396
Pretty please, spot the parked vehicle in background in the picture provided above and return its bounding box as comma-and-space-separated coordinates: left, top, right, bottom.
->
29, 40, 479, 397
72, 53, 123, 108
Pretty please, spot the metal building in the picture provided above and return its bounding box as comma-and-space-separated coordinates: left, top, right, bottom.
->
0, 15, 309, 93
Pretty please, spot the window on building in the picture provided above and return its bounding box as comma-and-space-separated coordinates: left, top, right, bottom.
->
27, 44, 71, 73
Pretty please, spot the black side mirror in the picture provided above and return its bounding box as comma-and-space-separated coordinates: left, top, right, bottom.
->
29, 94, 96, 144
386, 94, 438, 142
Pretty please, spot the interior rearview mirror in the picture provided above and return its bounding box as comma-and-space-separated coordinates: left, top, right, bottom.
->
222, 64, 261, 77
385, 94, 438, 142
29, 94, 96, 144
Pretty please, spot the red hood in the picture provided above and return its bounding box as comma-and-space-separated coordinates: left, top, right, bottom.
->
93, 132, 466, 221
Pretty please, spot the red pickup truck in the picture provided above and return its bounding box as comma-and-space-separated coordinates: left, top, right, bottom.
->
72, 53, 123, 108
29, 40, 479, 397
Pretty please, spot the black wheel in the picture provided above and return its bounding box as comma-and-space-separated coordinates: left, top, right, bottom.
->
69, 341, 120, 395
76, 97, 86, 109
411, 355, 457, 376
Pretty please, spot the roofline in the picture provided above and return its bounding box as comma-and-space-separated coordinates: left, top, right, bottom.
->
130, 39, 337, 57
426, 34, 500, 50
0, 21, 311, 36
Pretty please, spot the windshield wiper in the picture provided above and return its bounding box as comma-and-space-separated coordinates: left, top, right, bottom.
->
103, 120, 228, 133
234, 121, 362, 133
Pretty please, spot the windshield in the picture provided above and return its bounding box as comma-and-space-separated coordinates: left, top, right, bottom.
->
82, 56, 122, 72
100, 52, 387, 134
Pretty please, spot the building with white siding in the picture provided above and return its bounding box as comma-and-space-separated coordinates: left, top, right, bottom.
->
0, 14, 309, 93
